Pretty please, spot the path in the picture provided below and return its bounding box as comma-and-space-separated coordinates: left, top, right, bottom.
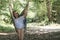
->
0, 23, 60, 40
0, 31, 60, 40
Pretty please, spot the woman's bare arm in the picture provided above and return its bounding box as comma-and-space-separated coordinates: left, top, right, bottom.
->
21, 1, 29, 17
9, 0, 14, 19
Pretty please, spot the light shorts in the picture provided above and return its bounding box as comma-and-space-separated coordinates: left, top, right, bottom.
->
14, 16, 25, 29
15, 23, 25, 29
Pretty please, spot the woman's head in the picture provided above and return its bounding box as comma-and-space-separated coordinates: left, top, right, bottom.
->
13, 10, 19, 18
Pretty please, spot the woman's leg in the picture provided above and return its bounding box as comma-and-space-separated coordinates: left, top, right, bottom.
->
17, 29, 24, 40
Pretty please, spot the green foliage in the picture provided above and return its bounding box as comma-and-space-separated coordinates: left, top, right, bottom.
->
0, 25, 15, 32
0, 0, 60, 25
32, 0, 48, 23
52, 0, 60, 23
0, 0, 48, 25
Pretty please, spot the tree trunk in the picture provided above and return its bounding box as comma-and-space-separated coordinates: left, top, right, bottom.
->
46, 0, 52, 22
9, 0, 17, 32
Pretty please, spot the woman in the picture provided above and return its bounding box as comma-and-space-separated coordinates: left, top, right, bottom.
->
13, 2, 29, 40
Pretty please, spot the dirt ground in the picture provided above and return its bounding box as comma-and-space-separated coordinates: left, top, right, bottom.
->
0, 23, 60, 40
0, 31, 60, 40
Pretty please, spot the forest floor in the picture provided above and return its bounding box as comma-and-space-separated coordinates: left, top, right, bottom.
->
0, 23, 60, 40
0, 31, 60, 40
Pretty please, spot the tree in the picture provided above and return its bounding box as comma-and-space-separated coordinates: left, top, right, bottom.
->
46, 0, 52, 22
9, 0, 17, 32
9, 0, 29, 32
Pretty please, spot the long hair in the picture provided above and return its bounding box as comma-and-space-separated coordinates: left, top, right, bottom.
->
13, 10, 19, 18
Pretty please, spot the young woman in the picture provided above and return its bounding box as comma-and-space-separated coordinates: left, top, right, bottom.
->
13, 2, 29, 40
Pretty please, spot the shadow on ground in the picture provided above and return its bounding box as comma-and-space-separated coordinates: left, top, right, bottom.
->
0, 32, 60, 40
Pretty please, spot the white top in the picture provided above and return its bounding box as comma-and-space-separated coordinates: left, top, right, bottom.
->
14, 16, 25, 29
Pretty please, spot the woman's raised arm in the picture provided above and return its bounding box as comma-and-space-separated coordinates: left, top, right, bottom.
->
9, 0, 14, 19
20, 1, 29, 17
